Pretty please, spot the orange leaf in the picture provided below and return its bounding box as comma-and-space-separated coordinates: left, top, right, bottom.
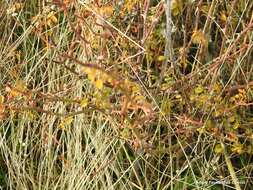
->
192, 30, 206, 45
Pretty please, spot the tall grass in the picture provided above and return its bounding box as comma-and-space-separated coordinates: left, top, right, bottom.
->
0, 0, 253, 189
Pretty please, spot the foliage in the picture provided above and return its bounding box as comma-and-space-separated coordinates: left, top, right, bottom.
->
0, 0, 253, 189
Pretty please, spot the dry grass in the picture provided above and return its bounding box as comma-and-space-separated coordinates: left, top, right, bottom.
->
0, 0, 253, 189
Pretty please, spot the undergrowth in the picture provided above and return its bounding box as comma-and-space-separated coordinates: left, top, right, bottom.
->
0, 0, 253, 189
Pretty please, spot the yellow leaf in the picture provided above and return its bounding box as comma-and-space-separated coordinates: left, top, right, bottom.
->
231, 143, 243, 154
58, 123, 65, 130
228, 116, 235, 123
0, 95, 4, 104
7, 3, 23, 15
220, 11, 227, 23
131, 84, 141, 94
50, 15, 58, 23
200, 5, 209, 14
83, 67, 97, 83
0, 105, 5, 117
194, 86, 204, 94
27, 111, 35, 121
192, 30, 206, 45
125, 0, 136, 12
134, 95, 146, 102
47, 12, 58, 27
100, 73, 110, 82
197, 126, 206, 134
47, 12, 57, 23
198, 94, 209, 103
157, 55, 166, 62
59, 116, 73, 130
175, 94, 182, 100
100, 6, 114, 16
15, 80, 27, 92
233, 121, 239, 129
15, 51, 21, 62
88, 73, 96, 83
214, 144, 224, 154
171, 0, 183, 16
47, 20, 53, 28
6, 80, 27, 98
14, 3, 23, 10
82, 67, 91, 74
80, 98, 88, 108
95, 79, 103, 89
213, 83, 222, 93
64, 116, 73, 125
238, 89, 246, 96
213, 109, 223, 117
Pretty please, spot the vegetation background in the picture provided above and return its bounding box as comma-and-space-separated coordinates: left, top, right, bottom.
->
0, 0, 253, 189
